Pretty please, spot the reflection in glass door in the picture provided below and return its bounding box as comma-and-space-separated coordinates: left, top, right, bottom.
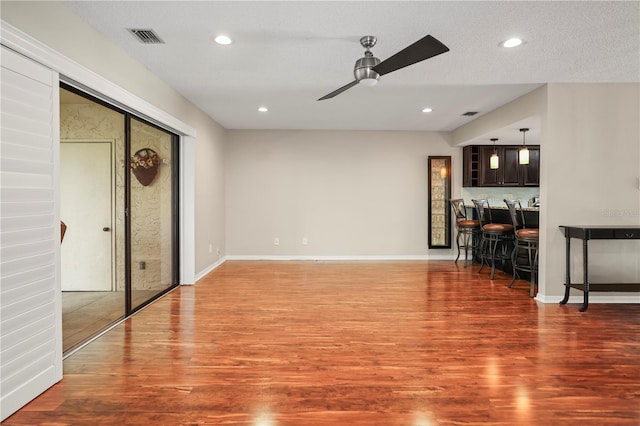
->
60, 86, 126, 354
128, 118, 178, 311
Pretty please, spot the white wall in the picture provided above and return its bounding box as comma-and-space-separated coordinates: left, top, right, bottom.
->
193, 118, 226, 274
543, 83, 640, 298
1, 1, 227, 278
226, 130, 460, 258
452, 86, 548, 146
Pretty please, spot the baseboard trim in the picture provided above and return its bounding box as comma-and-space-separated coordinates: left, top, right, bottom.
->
194, 258, 227, 282
1, 366, 58, 422
224, 254, 456, 261
536, 294, 640, 304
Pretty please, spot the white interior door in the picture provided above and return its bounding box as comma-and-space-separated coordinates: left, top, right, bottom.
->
60, 141, 113, 291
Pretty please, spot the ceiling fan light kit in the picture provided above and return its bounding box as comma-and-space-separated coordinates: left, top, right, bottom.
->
318, 34, 449, 100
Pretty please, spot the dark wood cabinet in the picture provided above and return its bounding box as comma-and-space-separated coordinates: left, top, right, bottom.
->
478, 146, 520, 186
462, 146, 479, 187
463, 144, 540, 187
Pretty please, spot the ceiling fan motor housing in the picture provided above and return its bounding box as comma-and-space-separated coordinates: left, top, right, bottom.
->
354, 51, 381, 84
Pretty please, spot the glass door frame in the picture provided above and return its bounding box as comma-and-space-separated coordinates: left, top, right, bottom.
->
60, 82, 180, 320
125, 117, 180, 315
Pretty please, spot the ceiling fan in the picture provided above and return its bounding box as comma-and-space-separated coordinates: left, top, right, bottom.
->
318, 34, 449, 101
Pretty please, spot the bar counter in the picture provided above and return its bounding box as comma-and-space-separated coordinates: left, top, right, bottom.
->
463, 205, 540, 278
464, 204, 539, 228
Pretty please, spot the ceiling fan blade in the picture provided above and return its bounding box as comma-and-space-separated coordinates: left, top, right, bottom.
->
372, 35, 449, 76
318, 80, 358, 101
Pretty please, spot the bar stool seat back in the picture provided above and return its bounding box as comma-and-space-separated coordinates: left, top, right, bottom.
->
472, 199, 514, 279
504, 199, 539, 297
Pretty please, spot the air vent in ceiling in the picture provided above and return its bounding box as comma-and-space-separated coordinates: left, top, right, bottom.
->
127, 28, 165, 44
462, 111, 479, 116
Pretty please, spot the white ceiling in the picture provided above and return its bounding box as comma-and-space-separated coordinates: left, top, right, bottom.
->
64, 1, 639, 142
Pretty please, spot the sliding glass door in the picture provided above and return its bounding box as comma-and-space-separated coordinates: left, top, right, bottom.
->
60, 87, 126, 353
60, 85, 179, 353
128, 118, 179, 311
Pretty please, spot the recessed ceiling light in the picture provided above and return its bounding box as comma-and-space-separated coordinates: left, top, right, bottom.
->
258, 107, 268, 113
214, 35, 232, 45
501, 38, 523, 48
422, 107, 433, 113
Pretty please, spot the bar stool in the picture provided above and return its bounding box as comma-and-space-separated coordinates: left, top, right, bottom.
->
504, 199, 539, 297
472, 199, 514, 279
449, 199, 481, 265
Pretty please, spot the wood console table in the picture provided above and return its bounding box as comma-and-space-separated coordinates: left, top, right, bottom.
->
559, 225, 640, 312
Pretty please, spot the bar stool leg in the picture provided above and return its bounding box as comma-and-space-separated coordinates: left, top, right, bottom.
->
509, 243, 518, 288
477, 235, 487, 273
462, 230, 475, 266
455, 227, 479, 267
489, 236, 498, 279
530, 244, 539, 298
509, 238, 539, 297
462, 231, 469, 263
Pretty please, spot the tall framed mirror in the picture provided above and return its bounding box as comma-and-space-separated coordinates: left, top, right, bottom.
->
428, 156, 451, 249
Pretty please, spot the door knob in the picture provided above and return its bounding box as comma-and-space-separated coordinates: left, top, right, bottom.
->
103, 227, 110, 232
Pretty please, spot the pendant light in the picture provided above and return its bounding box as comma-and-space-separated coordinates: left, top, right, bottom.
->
490, 138, 499, 169
519, 127, 530, 165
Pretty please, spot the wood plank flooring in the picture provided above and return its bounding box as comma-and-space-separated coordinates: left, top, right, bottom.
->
62, 290, 170, 353
5, 261, 640, 425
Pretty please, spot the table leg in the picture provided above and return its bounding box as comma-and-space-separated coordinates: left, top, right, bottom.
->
579, 239, 589, 312
560, 232, 571, 304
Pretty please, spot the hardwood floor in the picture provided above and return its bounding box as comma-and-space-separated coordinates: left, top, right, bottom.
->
6, 261, 640, 425
62, 290, 169, 353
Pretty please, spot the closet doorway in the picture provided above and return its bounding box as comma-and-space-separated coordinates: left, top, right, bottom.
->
60, 85, 179, 354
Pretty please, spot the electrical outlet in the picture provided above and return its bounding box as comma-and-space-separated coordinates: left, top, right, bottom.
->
274, 237, 280, 246
302, 237, 308, 245
216, 247, 221, 256
209, 244, 213, 253
139, 261, 146, 270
